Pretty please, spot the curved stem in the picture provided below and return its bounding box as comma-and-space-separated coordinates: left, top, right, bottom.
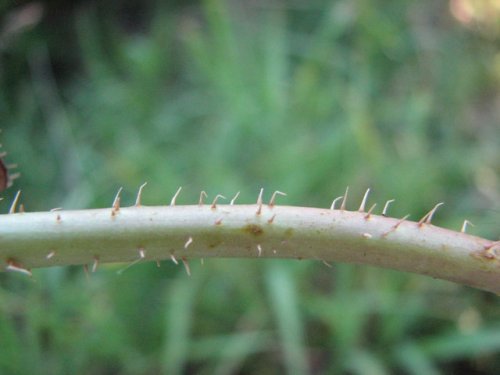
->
0, 204, 498, 294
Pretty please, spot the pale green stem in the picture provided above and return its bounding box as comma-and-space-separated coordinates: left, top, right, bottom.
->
0, 204, 498, 294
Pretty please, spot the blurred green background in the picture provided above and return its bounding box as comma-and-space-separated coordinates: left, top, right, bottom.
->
1, 0, 499, 374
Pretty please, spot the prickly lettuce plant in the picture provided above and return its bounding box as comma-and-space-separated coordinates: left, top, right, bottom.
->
2, 185, 498, 294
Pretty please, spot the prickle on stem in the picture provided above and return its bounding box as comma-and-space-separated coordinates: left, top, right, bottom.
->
92, 257, 99, 273
199, 191, 208, 206
340, 186, 349, 211
269, 191, 286, 207
170, 187, 182, 206
170, 254, 179, 265
330, 196, 343, 210
9, 190, 21, 214
112, 187, 123, 214
181, 257, 191, 276
184, 237, 193, 249
256, 188, 264, 215
382, 214, 410, 237
418, 202, 444, 227
382, 199, 395, 216
135, 183, 148, 207
358, 188, 370, 212
6, 260, 32, 277
364, 204, 377, 220
211, 194, 226, 209
461, 220, 474, 233
230, 191, 240, 205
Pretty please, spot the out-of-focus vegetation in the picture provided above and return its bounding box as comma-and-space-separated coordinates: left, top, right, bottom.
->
0, 0, 499, 374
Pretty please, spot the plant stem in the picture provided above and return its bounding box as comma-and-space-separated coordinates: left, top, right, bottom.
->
1, 204, 498, 294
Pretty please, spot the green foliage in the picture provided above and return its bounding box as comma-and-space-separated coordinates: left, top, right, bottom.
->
0, 0, 499, 373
